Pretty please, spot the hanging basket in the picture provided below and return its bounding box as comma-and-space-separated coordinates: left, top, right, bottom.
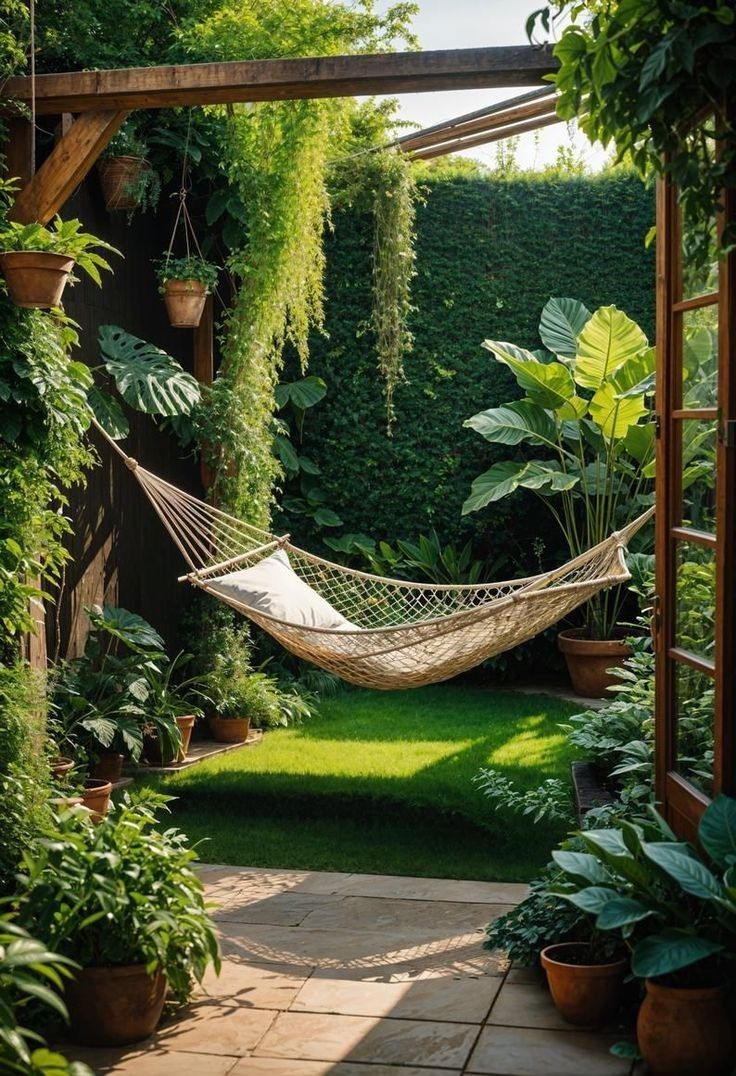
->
0, 251, 75, 308
98, 156, 150, 211
162, 279, 208, 328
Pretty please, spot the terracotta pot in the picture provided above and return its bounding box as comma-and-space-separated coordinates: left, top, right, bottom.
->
92, 752, 125, 783
0, 251, 74, 308
540, 942, 627, 1027
144, 715, 193, 767
98, 155, 149, 211
81, 778, 112, 819
637, 979, 735, 1076
209, 715, 251, 744
50, 755, 76, 779
176, 714, 195, 761
65, 964, 167, 1046
163, 279, 207, 328
558, 627, 632, 698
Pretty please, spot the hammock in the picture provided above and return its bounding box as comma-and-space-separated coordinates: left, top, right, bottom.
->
96, 421, 654, 691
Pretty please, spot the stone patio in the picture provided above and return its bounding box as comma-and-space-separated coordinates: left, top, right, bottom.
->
65, 866, 638, 1076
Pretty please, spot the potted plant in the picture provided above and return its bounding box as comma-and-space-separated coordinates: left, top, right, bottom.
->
14, 791, 220, 1047
540, 939, 627, 1027
155, 254, 218, 329
552, 797, 736, 1075
0, 216, 119, 309
97, 123, 160, 213
463, 296, 655, 696
206, 666, 284, 743
140, 652, 208, 766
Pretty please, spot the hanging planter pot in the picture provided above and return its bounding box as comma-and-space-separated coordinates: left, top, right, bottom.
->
0, 251, 75, 308
98, 156, 151, 212
162, 278, 208, 328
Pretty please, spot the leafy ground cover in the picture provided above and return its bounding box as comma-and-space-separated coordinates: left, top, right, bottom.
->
163, 685, 578, 881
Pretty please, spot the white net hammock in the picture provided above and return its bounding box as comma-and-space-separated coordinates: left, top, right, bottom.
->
96, 422, 654, 690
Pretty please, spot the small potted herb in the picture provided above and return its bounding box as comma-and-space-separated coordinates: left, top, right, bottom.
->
15, 791, 220, 1047
97, 124, 159, 213
0, 217, 119, 308
207, 669, 283, 743
155, 254, 218, 328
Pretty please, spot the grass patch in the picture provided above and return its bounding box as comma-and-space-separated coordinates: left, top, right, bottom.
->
163, 684, 577, 881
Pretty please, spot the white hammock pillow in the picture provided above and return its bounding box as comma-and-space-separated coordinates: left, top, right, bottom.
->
207, 549, 359, 631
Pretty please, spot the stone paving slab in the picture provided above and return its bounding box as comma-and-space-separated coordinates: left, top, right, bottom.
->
64, 866, 633, 1076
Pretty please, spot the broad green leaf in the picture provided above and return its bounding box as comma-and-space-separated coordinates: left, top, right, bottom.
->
99, 326, 201, 417
624, 422, 655, 464
555, 395, 588, 422
552, 850, 611, 885
87, 605, 164, 653
464, 401, 558, 448
313, 507, 342, 527
632, 929, 722, 979
642, 843, 722, 900
87, 386, 129, 440
275, 376, 327, 411
539, 297, 592, 358
596, 896, 656, 931
574, 306, 649, 391
564, 885, 620, 915
610, 347, 656, 396
462, 460, 577, 514
482, 340, 576, 409
589, 382, 648, 439
699, 794, 736, 869
274, 433, 299, 474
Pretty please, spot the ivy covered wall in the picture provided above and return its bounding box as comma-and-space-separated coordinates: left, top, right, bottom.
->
292, 170, 655, 582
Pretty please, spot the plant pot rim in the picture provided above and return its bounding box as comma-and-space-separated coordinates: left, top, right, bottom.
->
541, 942, 628, 972
558, 627, 633, 656
176, 713, 197, 724
645, 977, 728, 999
100, 154, 149, 165
72, 963, 159, 980
83, 778, 112, 793
163, 277, 209, 290
0, 250, 75, 266
51, 754, 75, 764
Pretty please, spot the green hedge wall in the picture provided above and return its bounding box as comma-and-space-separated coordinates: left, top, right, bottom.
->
291, 171, 655, 581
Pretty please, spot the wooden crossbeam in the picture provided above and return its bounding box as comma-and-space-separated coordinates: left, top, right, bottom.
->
10, 110, 129, 224
5, 47, 556, 115
399, 94, 558, 154
411, 111, 564, 161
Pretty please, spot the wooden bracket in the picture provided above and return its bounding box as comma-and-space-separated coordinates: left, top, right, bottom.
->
10, 109, 129, 224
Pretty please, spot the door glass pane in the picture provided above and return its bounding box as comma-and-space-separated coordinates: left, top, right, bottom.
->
682, 304, 718, 408
681, 131, 717, 301
679, 419, 716, 531
675, 662, 715, 797
675, 542, 715, 663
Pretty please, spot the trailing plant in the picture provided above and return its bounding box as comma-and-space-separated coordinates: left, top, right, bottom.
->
155, 254, 219, 291
15, 790, 221, 1004
0, 216, 119, 287
463, 296, 656, 639
0, 915, 92, 1076
528, 0, 736, 264
474, 771, 572, 825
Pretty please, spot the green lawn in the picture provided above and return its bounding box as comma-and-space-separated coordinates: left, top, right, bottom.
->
163, 685, 578, 881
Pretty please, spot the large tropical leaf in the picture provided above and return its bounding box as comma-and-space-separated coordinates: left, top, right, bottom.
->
589, 382, 648, 440
87, 386, 129, 440
699, 794, 736, 869
539, 297, 592, 359
564, 885, 620, 915
574, 306, 649, 391
632, 929, 723, 979
624, 421, 656, 464
552, 850, 611, 885
275, 376, 327, 411
87, 605, 164, 653
98, 326, 201, 417
464, 401, 558, 448
642, 843, 722, 900
596, 896, 656, 932
482, 340, 576, 411
462, 460, 577, 514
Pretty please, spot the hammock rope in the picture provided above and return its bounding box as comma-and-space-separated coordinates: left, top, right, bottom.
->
93, 419, 654, 690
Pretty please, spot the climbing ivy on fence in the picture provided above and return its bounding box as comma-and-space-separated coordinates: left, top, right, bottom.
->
293, 170, 656, 575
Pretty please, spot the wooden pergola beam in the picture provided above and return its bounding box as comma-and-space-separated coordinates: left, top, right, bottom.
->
398, 94, 558, 154
10, 110, 129, 224
5, 47, 556, 115
411, 111, 564, 161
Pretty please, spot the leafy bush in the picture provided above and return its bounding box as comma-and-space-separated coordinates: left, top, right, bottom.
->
0, 916, 92, 1076
0, 215, 119, 287
155, 255, 219, 290
15, 790, 220, 1004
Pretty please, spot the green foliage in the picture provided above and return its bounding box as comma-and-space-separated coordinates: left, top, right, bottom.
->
15, 791, 220, 1004
0, 664, 52, 897
296, 172, 655, 576
0, 916, 92, 1076
552, 798, 736, 982
0, 216, 119, 288
155, 255, 219, 290
463, 297, 655, 638
529, 0, 736, 262
475, 771, 572, 825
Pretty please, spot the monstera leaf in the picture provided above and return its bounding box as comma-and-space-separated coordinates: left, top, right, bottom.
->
574, 306, 649, 391
98, 325, 201, 417
87, 385, 129, 440
539, 297, 592, 359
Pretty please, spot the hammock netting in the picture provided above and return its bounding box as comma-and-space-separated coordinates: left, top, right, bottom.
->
104, 425, 654, 691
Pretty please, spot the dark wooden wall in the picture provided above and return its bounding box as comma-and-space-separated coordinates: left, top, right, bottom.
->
48, 174, 204, 659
